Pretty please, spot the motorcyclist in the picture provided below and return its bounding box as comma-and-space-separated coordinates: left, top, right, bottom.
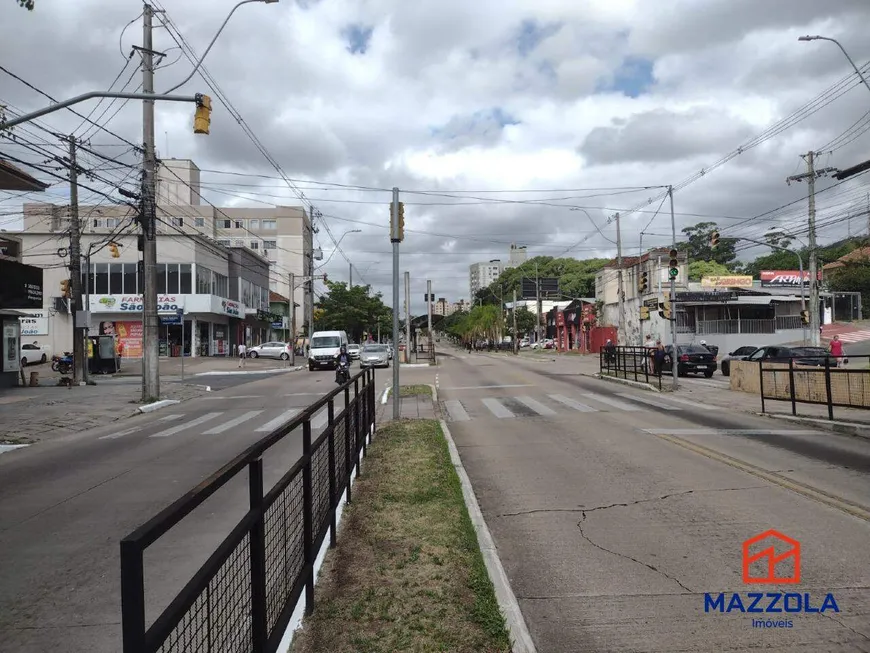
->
334, 345, 351, 383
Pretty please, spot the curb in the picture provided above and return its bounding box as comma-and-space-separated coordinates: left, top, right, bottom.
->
593, 373, 663, 393
439, 410, 537, 653
760, 413, 870, 441
138, 399, 180, 413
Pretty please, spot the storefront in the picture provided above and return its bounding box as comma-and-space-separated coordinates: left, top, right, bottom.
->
88, 294, 243, 358
0, 259, 43, 387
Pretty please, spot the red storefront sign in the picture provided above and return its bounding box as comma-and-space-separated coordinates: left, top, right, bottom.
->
760, 270, 822, 287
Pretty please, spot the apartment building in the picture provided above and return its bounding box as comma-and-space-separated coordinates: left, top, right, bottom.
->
433, 297, 452, 316
506, 243, 527, 269
469, 260, 503, 299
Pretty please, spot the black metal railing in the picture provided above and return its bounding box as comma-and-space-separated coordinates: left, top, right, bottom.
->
120, 368, 377, 653
599, 345, 663, 390
759, 354, 870, 420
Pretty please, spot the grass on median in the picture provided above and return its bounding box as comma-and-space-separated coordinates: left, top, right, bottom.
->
399, 384, 431, 398
290, 419, 511, 653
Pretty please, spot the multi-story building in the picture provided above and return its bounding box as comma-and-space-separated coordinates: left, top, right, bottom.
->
452, 299, 469, 314
433, 297, 452, 316
469, 260, 503, 299
506, 243, 527, 269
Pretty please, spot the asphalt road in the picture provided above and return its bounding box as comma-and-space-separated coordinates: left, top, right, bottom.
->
0, 363, 371, 653
438, 346, 870, 652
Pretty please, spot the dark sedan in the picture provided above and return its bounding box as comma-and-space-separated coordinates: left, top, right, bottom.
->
665, 344, 718, 377
720, 346, 759, 377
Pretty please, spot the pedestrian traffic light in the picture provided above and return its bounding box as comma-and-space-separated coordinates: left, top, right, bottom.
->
60, 279, 71, 298
710, 230, 720, 250
639, 270, 649, 293
109, 242, 120, 258
800, 309, 810, 325
668, 249, 679, 279
193, 94, 212, 135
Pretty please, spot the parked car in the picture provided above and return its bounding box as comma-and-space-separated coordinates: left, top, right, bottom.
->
20, 341, 51, 366
744, 345, 830, 368
720, 346, 759, 376
664, 344, 718, 377
359, 343, 390, 369
246, 341, 291, 360
347, 343, 361, 360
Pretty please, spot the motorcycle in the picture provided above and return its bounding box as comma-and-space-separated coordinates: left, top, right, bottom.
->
51, 352, 74, 375
335, 359, 350, 385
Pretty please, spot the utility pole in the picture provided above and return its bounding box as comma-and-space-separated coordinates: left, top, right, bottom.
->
787, 153, 837, 347
404, 271, 411, 363
308, 208, 318, 350
289, 272, 295, 366
391, 189, 401, 419
668, 187, 678, 390
512, 289, 518, 355
67, 135, 83, 385
140, 3, 160, 401
426, 280, 433, 357
349, 262, 352, 288
535, 263, 541, 344
638, 230, 643, 346
615, 212, 625, 345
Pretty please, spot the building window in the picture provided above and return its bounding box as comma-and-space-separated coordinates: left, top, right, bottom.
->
194, 217, 205, 227
95, 263, 109, 294
234, 220, 244, 229
196, 265, 212, 294
250, 241, 259, 250
123, 263, 137, 295
250, 219, 259, 230
214, 272, 228, 297
166, 263, 180, 293
180, 263, 192, 294
263, 240, 277, 250
157, 264, 167, 294
170, 217, 183, 227
221, 219, 231, 229
109, 263, 123, 294
106, 218, 121, 229
262, 219, 277, 230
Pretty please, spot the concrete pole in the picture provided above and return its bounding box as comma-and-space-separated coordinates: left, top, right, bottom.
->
140, 3, 160, 401
289, 272, 295, 366
391, 189, 401, 419
806, 151, 821, 347
615, 212, 624, 345
349, 262, 352, 288
512, 288, 518, 355
404, 271, 411, 364
67, 136, 83, 385
427, 279, 433, 357
668, 187, 678, 390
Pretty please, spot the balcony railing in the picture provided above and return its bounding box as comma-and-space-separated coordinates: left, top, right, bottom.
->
696, 319, 776, 335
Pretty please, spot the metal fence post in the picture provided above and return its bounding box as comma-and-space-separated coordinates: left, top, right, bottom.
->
633, 348, 638, 383
759, 361, 766, 414
248, 458, 267, 652
327, 398, 336, 549
120, 539, 146, 653
788, 358, 797, 416
302, 419, 314, 615
369, 370, 376, 438
599, 347, 603, 376
824, 356, 834, 420
344, 390, 353, 504
355, 377, 365, 458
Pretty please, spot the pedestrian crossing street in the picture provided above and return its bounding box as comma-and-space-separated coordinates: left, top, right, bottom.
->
98, 403, 343, 441
443, 392, 714, 422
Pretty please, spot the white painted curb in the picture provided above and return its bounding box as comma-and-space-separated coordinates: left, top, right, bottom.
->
439, 407, 537, 653
400, 363, 430, 368
138, 399, 180, 413
381, 386, 391, 405
194, 367, 298, 377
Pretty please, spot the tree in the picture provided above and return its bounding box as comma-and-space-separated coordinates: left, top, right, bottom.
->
16, 0, 34, 9
688, 260, 731, 282
314, 281, 392, 342
475, 256, 609, 307
514, 307, 537, 336
677, 221, 737, 267
826, 254, 870, 319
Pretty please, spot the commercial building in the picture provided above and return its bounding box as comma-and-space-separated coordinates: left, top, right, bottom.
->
469, 260, 503, 299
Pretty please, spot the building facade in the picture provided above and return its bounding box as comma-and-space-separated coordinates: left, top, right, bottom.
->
506, 243, 527, 269
433, 297, 452, 316
469, 260, 503, 299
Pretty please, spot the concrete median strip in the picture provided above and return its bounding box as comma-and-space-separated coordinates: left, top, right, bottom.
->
137, 399, 180, 413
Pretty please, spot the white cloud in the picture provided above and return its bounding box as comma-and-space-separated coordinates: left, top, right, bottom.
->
3, 0, 870, 313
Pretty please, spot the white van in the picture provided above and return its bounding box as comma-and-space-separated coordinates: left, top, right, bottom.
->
308, 330, 349, 371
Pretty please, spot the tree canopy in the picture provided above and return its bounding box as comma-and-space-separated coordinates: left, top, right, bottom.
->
688, 260, 731, 282
474, 255, 609, 306
677, 221, 738, 267
313, 281, 393, 342
17, 0, 34, 9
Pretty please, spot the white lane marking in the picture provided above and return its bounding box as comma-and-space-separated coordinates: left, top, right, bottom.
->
99, 414, 183, 440
514, 396, 556, 416
255, 409, 301, 433
202, 395, 263, 400
285, 392, 327, 397
643, 429, 822, 436
444, 400, 470, 422
203, 411, 264, 435
660, 395, 720, 410
150, 413, 223, 438
616, 393, 681, 411
482, 398, 515, 419
312, 408, 329, 430
441, 384, 533, 390
583, 392, 642, 412
549, 394, 597, 412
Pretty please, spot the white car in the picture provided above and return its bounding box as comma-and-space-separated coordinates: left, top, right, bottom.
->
246, 341, 291, 360
20, 342, 52, 365
347, 343, 361, 360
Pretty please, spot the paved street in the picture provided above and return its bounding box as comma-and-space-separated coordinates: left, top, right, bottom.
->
0, 363, 380, 653
438, 345, 870, 652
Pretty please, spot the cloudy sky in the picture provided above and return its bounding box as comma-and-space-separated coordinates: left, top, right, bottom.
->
3, 0, 870, 314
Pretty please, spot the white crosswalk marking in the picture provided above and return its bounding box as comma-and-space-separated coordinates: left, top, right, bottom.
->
202, 411, 264, 435
255, 409, 301, 433
99, 414, 183, 440
514, 396, 556, 416
482, 397, 514, 418
660, 395, 719, 410
549, 395, 597, 412
616, 393, 681, 410
582, 392, 642, 411
150, 413, 223, 438
444, 400, 470, 422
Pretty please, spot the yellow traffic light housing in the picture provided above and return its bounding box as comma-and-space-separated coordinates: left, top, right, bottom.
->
398, 202, 405, 241
193, 94, 212, 135
800, 309, 810, 325
668, 249, 679, 279
390, 201, 406, 242
640, 270, 649, 293
60, 279, 71, 298
710, 230, 720, 250
109, 242, 120, 258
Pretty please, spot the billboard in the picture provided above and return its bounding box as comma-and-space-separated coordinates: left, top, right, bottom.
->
521, 277, 560, 299
0, 259, 43, 309
98, 321, 143, 358
701, 275, 753, 288
760, 270, 822, 288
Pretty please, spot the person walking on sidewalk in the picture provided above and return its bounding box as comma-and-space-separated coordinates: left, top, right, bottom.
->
237, 342, 248, 368
829, 334, 845, 368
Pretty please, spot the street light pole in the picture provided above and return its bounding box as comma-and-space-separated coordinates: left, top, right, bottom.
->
799, 36, 870, 96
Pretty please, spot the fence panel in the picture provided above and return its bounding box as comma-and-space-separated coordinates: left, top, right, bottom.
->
599, 345, 662, 390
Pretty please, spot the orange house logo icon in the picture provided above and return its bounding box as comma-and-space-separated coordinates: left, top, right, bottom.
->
742, 529, 800, 584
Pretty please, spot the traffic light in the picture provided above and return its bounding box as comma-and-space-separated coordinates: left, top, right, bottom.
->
322, 273, 328, 283
658, 299, 672, 320
800, 309, 810, 325
60, 279, 71, 298
109, 242, 120, 258
639, 270, 649, 293
668, 248, 679, 279
639, 305, 650, 320
398, 201, 405, 241
193, 94, 212, 135
710, 230, 720, 250
389, 201, 406, 242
